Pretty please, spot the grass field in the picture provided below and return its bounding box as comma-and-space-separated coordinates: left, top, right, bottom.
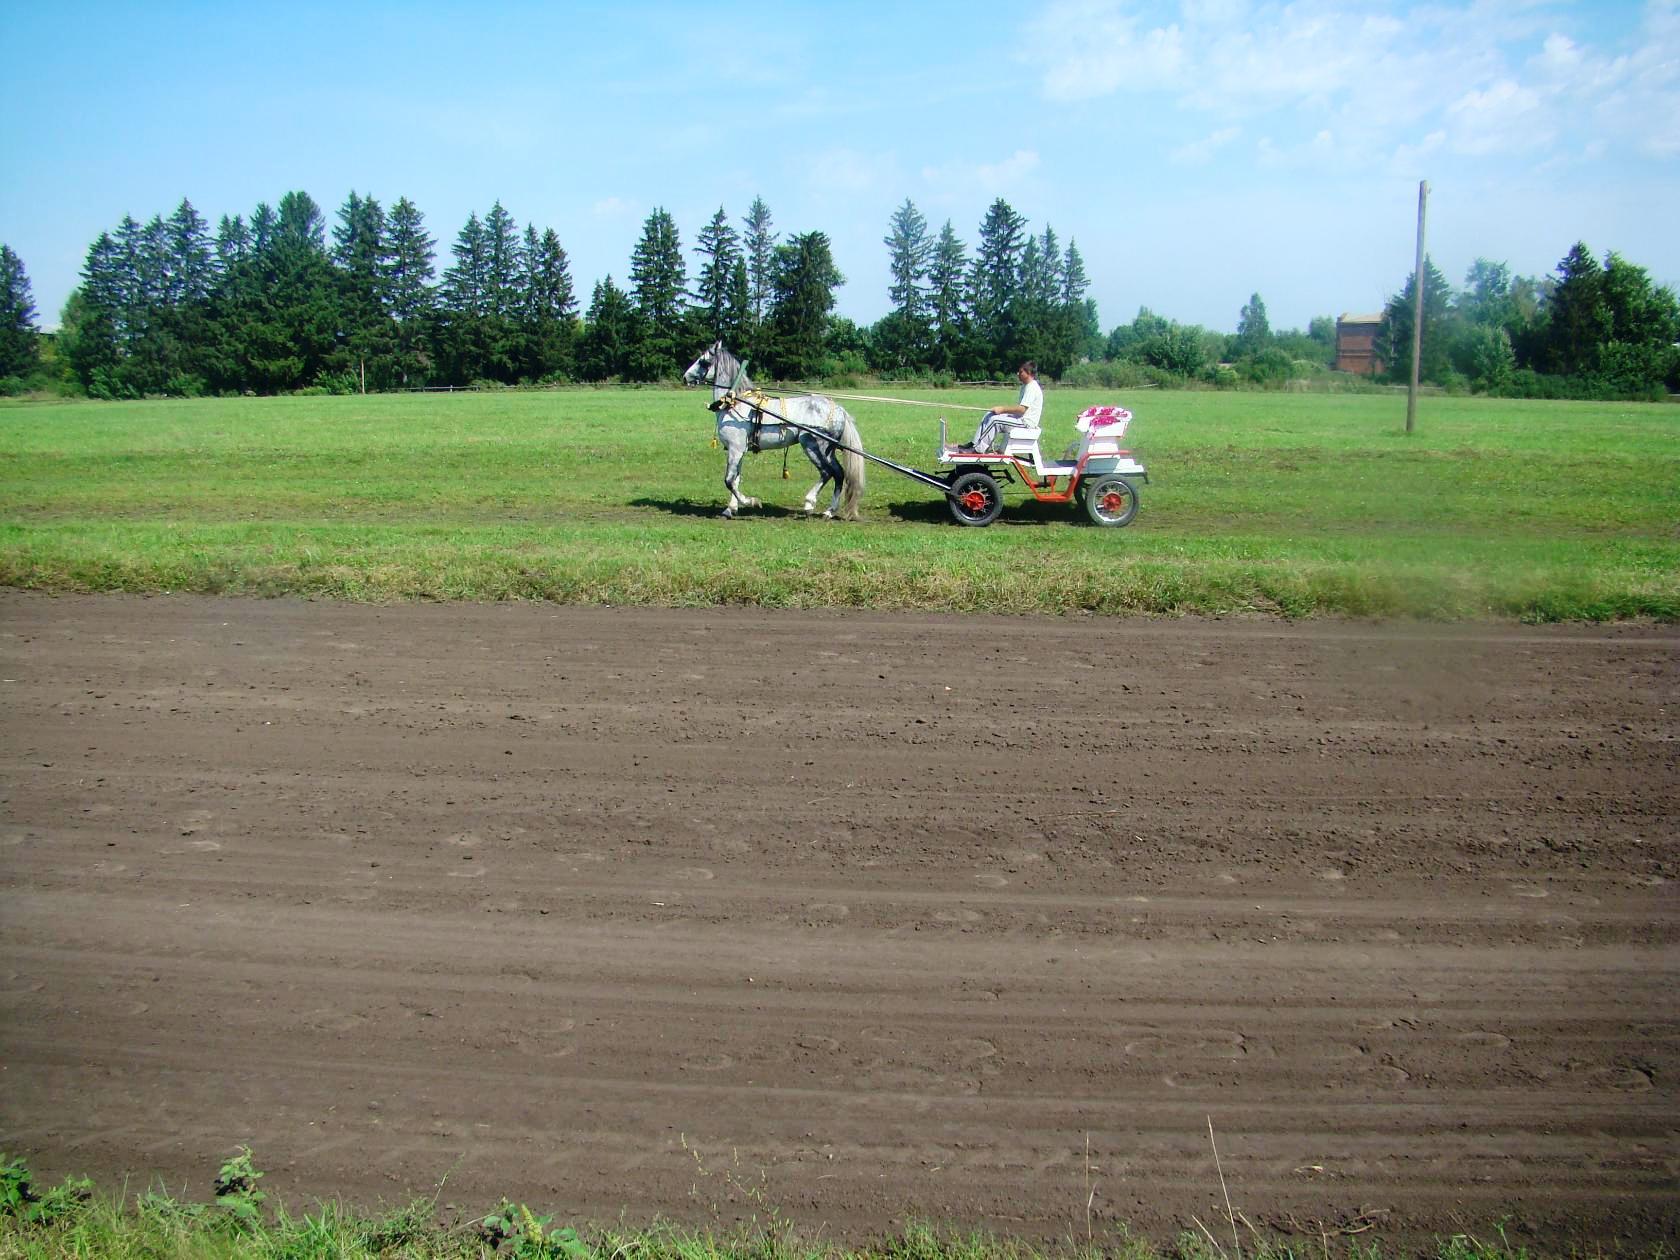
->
1, 387, 1675, 620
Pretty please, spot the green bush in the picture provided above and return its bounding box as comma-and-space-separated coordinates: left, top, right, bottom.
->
1061, 359, 1155, 389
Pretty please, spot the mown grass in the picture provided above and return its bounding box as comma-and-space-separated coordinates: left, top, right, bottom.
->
0, 1153, 1637, 1260
1, 388, 1675, 620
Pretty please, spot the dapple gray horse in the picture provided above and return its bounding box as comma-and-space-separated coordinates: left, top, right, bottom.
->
682, 341, 866, 520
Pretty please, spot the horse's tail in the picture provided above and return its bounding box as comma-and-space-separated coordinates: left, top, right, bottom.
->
837, 411, 866, 520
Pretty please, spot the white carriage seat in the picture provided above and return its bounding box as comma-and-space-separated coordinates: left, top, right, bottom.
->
999, 418, 1046, 473
1073, 406, 1133, 459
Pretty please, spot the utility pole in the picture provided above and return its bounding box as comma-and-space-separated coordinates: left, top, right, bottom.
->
1406, 180, 1428, 435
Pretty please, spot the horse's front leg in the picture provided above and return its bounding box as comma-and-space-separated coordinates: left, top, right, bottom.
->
721, 437, 759, 518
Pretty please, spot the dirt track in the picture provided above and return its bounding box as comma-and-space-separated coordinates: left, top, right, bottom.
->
1, 592, 1676, 1249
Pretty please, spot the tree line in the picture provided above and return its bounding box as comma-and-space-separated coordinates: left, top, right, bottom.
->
1376, 246, 1680, 400
0, 191, 1097, 398
0, 191, 1673, 400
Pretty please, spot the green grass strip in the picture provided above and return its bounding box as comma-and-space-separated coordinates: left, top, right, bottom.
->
0, 1151, 1650, 1260
2, 389, 1675, 621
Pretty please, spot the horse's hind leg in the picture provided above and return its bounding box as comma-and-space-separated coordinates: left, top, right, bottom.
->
801, 470, 831, 515
801, 438, 841, 517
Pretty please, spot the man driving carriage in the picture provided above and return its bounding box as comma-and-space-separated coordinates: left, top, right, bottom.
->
959, 360, 1043, 453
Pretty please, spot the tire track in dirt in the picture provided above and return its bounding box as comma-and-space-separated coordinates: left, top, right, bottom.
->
1, 594, 1675, 1248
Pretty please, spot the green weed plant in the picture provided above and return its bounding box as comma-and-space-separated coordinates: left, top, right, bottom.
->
0, 1153, 1664, 1260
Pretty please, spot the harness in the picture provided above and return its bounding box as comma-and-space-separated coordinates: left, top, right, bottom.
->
704, 350, 840, 475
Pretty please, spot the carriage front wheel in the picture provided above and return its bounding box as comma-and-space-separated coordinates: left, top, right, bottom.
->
948, 470, 1004, 527
1083, 475, 1140, 527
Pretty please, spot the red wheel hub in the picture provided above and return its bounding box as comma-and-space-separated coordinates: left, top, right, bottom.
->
960, 490, 989, 512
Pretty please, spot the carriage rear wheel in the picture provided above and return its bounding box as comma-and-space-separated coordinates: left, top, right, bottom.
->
1083, 475, 1140, 527
948, 470, 1004, 527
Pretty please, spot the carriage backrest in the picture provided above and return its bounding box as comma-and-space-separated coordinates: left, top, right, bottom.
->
1074, 406, 1133, 457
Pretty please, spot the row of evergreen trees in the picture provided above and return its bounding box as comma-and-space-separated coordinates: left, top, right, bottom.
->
16, 190, 1100, 398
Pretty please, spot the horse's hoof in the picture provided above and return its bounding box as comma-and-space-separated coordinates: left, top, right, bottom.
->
721, 509, 735, 520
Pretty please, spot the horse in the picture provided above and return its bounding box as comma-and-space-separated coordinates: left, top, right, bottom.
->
681, 341, 866, 520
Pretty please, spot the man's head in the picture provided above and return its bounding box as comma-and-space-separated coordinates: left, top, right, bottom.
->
1017, 361, 1037, 381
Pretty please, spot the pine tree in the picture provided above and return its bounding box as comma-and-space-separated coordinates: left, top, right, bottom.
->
972, 198, 1028, 373
693, 207, 741, 340
1028, 225, 1061, 309
250, 203, 277, 256
742, 197, 776, 325
385, 197, 437, 386
878, 199, 932, 371
441, 212, 490, 380
928, 221, 970, 374
765, 230, 843, 379
215, 215, 250, 275
64, 233, 124, 393
0, 245, 40, 381
332, 192, 394, 390
628, 207, 685, 379
1014, 225, 1065, 373
248, 191, 340, 391
579, 275, 639, 380
275, 191, 327, 253
1378, 257, 1452, 385
521, 223, 577, 381
1060, 241, 1089, 307
741, 197, 776, 363
1061, 240, 1101, 363
386, 199, 435, 322
725, 257, 751, 350
477, 202, 522, 379
167, 200, 215, 305
483, 202, 521, 320
1543, 242, 1608, 377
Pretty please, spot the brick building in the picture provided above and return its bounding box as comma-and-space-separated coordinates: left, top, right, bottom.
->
1335, 313, 1384, 376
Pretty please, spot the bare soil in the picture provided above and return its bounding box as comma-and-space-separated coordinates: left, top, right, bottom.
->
1, 592, 1675, 1250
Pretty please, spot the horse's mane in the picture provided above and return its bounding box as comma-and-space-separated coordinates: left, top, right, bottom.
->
713, 344, 748, 389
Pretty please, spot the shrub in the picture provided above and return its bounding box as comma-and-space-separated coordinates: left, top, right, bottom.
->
1061, 359, 1156, 389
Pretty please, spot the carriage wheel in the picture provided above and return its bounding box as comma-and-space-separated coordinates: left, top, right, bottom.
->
1083, 475, 1140, 527
947, 470, 1004, 527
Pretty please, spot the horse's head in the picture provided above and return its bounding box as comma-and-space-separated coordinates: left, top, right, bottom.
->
684, 340, 749, 392
682, 340, 724, 387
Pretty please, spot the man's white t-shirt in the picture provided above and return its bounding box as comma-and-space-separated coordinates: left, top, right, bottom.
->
1018, 376, 1044, 428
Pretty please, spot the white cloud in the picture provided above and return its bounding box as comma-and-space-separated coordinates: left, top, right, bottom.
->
920, 149, 1042, 199
1248, 125, 1343, 170
1389, 129, 1448, 177
806, 148, 892, 195
1170, 125, 1241, 164
1446, 79, 1550, 155
1032, 0, 1186, 101
1025, 0, 1680, 169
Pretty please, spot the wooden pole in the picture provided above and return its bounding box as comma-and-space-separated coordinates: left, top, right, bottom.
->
1406, 180, 1428, 435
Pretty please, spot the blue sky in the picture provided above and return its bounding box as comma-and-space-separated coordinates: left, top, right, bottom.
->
4, 0, 1676, 335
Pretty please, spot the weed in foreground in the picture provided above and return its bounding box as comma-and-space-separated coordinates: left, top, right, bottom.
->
1, 1152, 1673, 1260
